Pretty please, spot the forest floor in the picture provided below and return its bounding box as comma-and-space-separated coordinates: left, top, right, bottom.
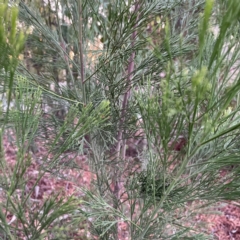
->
3, 133, 240, 240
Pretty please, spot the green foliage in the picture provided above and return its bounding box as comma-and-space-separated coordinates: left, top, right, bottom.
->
0, 1, 25, 69
0, 77, 89, 238
0, 2, 90, 238
0, 0, 240, 239
0, 0, 26, 110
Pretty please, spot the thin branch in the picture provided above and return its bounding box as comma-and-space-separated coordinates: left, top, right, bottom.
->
78, 0, 86, 103
113, 2, 140, 239
116, 2, 140, 160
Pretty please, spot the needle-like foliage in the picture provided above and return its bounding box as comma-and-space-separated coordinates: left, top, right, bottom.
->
0, 0, 240, 239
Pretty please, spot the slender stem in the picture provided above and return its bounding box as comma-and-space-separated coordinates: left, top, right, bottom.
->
116, 2, 140, 160
114, 2, 140, 239
78, 0, 86, 104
